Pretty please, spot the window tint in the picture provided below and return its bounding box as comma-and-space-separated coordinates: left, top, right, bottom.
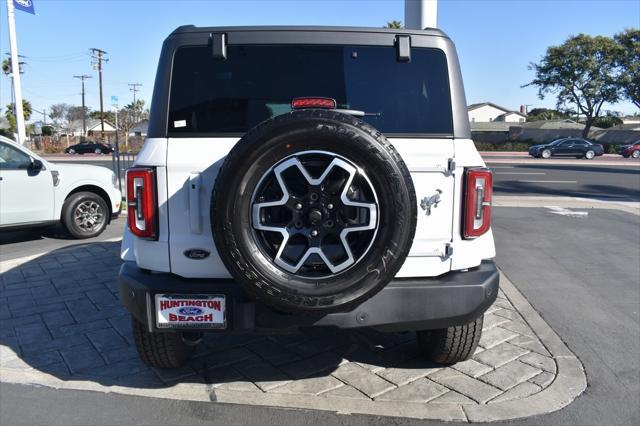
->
169, 45, 453, 136
0, 143, 31, 169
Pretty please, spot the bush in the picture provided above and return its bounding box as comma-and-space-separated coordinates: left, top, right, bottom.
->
43, 138, 66, 154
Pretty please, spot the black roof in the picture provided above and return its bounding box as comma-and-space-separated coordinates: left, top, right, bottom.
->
170, 25, 449, 39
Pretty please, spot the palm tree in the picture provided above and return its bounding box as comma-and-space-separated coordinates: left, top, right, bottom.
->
385, 20, 403, 29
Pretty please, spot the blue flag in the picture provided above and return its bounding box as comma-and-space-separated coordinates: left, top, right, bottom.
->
13, 0, 36, 15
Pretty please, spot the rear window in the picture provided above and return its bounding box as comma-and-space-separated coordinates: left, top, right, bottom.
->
168, 45, 453, 136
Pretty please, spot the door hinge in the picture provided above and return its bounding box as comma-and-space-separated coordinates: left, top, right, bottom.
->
395, 35, 411, 62
211, 33, 227, 60
445, 243, 454, 258
448, 158, 456, 172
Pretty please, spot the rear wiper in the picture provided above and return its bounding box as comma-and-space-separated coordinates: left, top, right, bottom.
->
334, 109, 381, 118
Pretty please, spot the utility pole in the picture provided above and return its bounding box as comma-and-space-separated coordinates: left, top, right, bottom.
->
5, 0, 26, 144
128, 83, 142, 103
128, 83, 142, 124
74, 75, 91, 138
90, 48, 108, 140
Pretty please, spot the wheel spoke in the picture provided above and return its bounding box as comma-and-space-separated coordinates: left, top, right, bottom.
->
251, 152, 378, 276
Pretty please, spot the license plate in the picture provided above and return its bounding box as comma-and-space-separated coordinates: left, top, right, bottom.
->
155, 294, 226, 329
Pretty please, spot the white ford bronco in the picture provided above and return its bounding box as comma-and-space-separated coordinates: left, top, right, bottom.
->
118, 26, 498, 368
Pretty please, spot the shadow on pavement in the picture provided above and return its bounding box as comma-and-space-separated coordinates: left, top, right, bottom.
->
0, 241, 438, 390
0, 224, 74, 245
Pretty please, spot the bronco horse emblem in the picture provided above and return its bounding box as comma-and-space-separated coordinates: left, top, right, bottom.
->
420, 190, 442, 216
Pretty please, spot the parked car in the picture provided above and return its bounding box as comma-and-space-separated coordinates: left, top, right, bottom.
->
528, 138, 604, 159
65, 140, 114, 155
0, 135, 121, 238
618, 141, 640, 158
118, 26, 499, 369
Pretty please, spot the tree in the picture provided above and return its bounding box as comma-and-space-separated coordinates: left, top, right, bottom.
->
526, 107, 572, 121
614, 29, 640, 109
1, 58, 10, 76
118, 100, 146, 147
4, 99, 32, 132
385, 20, 403, 29
89, 110, 115, 124
525, 34, 620, 138
66, 106, 89, 124
49, 103, 70, 126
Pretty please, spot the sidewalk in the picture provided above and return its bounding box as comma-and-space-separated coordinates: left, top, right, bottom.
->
0, 242, 585, 422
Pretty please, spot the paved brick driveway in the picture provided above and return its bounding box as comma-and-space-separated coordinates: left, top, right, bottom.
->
0, 242, 585, 421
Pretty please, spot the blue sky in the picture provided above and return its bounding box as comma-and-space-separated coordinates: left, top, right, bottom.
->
1, 0, 638, 122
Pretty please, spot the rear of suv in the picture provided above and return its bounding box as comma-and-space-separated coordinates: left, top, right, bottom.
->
118, 26, 498, 368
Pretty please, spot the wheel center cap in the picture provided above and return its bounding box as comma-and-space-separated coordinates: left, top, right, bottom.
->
309, 209, 322, 224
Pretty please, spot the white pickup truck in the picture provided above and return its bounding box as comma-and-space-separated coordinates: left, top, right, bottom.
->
0, 135, 121, 238
118, 26, 498, 369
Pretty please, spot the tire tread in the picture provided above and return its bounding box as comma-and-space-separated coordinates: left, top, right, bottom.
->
417, 316, 484, 364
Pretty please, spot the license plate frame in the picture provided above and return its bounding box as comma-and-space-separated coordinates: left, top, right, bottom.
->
155, 294, 226, 329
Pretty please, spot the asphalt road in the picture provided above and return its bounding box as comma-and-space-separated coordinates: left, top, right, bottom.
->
488, 162, 640, 201
492, 207, 640, 425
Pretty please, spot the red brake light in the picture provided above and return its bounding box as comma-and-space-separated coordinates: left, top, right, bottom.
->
127, 167, 158, 240
463, 168, 492, 239
291, 97, 337, 110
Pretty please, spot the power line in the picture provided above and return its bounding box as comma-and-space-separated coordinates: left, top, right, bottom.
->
74, 75, 92, 137
90, 48, 108, 140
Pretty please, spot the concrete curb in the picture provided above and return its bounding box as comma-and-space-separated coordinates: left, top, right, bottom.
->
462, 272, 587, 422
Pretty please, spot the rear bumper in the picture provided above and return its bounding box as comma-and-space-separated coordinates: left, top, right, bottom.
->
118, 260, 499, 333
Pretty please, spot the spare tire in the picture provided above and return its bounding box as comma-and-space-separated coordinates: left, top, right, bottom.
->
212, 109, 417, 314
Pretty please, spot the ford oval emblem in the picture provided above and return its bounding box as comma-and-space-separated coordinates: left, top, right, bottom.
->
184, 249, 210, 260
178, 307, 203, 316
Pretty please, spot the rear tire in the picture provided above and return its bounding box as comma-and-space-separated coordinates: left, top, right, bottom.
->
132, 317, 195, 369
416, 316, 484, 364
632, 150, 640, 159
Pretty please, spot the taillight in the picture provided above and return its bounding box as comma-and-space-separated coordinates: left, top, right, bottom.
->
127, 167, 158, 240
463, 168, 492, 239
291, 97, 337, 110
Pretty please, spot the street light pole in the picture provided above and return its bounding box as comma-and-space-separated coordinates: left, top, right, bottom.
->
5, 0, 26, 144
405, 0, 438, 30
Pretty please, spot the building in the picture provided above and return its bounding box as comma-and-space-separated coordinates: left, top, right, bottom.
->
621, 116, 640, 126
65, 119, 116, 137
129, 120, 148, 137
468, 102, 527, 123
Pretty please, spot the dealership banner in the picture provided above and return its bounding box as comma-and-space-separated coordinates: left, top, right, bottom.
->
13, 0, 35, 15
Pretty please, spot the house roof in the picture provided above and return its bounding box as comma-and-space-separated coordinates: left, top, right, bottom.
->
68, 119, 116, 131
468, 102, 512, 113
496, 111, 527, 119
